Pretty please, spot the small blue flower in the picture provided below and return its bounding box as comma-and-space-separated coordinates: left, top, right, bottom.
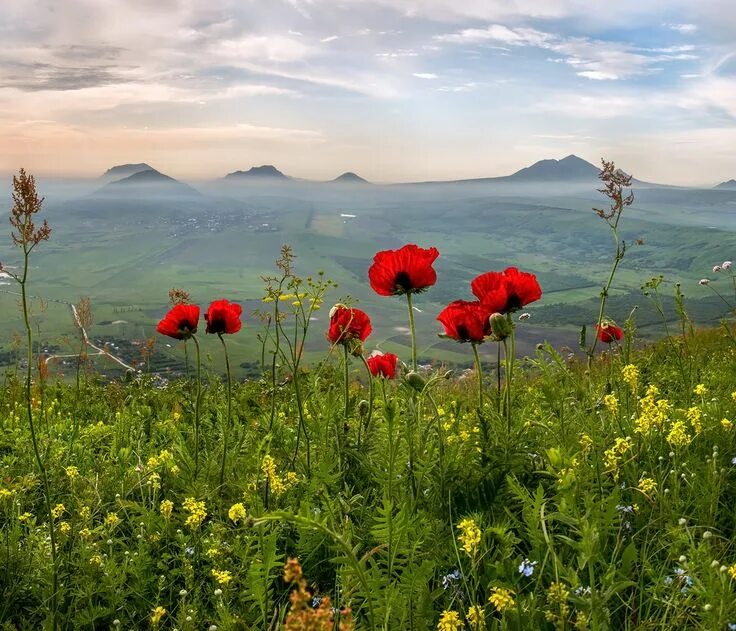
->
664, 576, 673, 585
185, 546, 194, 556
442, 569, 461, 590
616, 504, 634, 514
727, 623, 736, 630
518, 558, 537, 577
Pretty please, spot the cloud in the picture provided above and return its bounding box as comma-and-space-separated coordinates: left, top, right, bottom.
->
435, 24, 699, 80
667, 23, 698, 33
320, 35, 340, 43
412, 72, 438, 79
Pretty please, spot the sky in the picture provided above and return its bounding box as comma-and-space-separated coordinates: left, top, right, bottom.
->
1, 0, 736, 185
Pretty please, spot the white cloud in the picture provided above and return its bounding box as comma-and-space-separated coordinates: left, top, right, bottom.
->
667, 23, 698, 33
436, 24, 699, 80
320, 35, 340, 43
413, 72, 438, 79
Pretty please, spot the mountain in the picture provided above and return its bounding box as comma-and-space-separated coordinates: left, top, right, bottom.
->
715, 179, 736, 190
332, 172, 370, 184
506, 154, 600, 182
224, 165, 289, 180
96, 168, 200, 197
100, 163, 154, 182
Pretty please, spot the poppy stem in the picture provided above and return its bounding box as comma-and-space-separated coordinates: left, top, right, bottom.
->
406, 292, 418, 371
191, 334, 202, 478
496, 342, 502, 415
218, 332, 232, 494
359, 354, 375, 442
471, 342, 484, 411
343, 344, 350, 421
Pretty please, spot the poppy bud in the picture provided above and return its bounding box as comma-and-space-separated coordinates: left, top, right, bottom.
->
358, 399, 370, 417
405, 371, 426, 392
489, 312, 513, 340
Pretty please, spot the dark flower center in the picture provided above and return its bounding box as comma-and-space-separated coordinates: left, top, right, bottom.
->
393, 271, 412, 293
456, 324, 469, 340
505, 293, 522, 312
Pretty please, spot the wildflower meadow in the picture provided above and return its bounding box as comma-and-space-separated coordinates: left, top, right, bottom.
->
3, 163, 736, 631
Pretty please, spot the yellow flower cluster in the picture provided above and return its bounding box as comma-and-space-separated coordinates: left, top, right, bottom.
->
693, 383, 708, 396
262, 455, 298, 496
544, 582, 570, 628
89, 554, 103, 566
51, 503, 65, 519
150, 606, 167, 625
622, 364, 639, 390
637, 477, 657, 496
0, 488, 14, 501
160, 499, 174, 520
457, 517, 482, 556
65, 466, 79, 479
667, 421, 692, 448
58, 521, 71, 535
18, 512, 32, 523
79, 506, 91, 521
183, 497, 207, 529
722, 418, 733, 430
727, 564, 736, 580
603, 394, 618, 414
105, 512, 121, 529
228, 502, 247, 524
437, 610, 462, 631
467, 604, 486, 630
603, 437, 632, 479
211, 568, 233, 585
635, 387, 669, 435
579, 433, 593, 455
685, 406, 702, 434
488, 586, 515, 612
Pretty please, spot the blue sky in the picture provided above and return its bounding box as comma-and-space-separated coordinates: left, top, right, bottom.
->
1, 0, 735, 184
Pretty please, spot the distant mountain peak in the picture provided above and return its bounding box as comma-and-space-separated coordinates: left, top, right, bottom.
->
101, 163, 154, 180
225, 165, 288, 179
508, 155, 600, 182
96, 168, 199, 197
332, 172, 370, 184
715, 179, 736, 190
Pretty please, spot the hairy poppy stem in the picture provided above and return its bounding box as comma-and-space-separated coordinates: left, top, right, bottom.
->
343, 344, 350, 421
191, 334, 202, 478
406, 293, 418, 371
218, 333, 232, 493
471, 342, 484, 411
359, 354, 375, 441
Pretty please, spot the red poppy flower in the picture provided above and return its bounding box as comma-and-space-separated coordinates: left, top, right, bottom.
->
472, 267, 541, 313
205, 299, 243, 335
437, 300, 492, 343
368, 244, 440, 296
366, 352, 398, 379
596, 321, 623, 344
157, 304, 200, 340
327, 305, 373, 346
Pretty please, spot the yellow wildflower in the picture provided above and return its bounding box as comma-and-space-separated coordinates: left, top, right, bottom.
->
457, 518, 482, 556
732, 391, 736, 402
211, 568, 233, 585
637, 477, 657, 496
105, 512, 121, 529
51, 503, 65, 519
65, 466, 79, 479
160, 499, 174, 520
579, 433, 593, 454
0, 488, 14, 501
150, 606, 167, 626
58, 521, 71, 535
722, 418, 733, 430
18, 512, 32, 523
694, 383, 708, 396
183, 497, 207, 529
667, 421, 691, 448
728, 564, 736, 580
603, 437, 633, 479
467, 605, 486, 630
545, 582, 570, 627
685, 407, 702, 434
228, 503, 247, 524
603, 394, 618, 414
79, 527, 91, 539
437, 610, 462, 631
622, 364, 639, 390
89, 554, 103, 566
79, 506, 91, 521
488, 586, 516, 612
